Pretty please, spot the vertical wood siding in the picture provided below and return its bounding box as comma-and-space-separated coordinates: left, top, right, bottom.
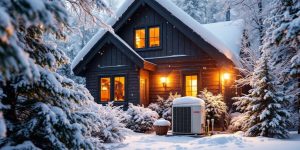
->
85, 44, 140, 105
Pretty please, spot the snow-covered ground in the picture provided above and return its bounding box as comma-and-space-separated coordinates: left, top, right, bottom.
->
105, 131, 300, 150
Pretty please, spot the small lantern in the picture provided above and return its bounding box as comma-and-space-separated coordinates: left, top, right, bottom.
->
160, 77, 167, 88
223, 73, 230, 81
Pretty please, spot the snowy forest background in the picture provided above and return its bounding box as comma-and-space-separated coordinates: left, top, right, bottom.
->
0, 0, 299, 149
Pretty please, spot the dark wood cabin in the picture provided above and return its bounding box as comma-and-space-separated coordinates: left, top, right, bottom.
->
72, 0, 243, 108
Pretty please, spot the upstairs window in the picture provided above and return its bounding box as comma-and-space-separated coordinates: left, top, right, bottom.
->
149, 27, 160, 47
135, 28, 146, 49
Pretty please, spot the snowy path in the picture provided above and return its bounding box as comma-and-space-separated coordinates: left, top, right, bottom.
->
105, 131, 300, 150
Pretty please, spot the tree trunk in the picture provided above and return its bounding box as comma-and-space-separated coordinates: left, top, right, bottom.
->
257, 0, 264, 46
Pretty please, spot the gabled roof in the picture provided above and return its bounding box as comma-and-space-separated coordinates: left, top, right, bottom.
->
72, 0, 244, 72
203, 20, 244, 67
72, 31, 156, 75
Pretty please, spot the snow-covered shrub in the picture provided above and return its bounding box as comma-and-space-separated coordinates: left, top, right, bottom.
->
148, 93, 181, 122
125, 104, 159, 133
1, 83, 126, 149
228, 112, 249, 132
199, 89, 228, 128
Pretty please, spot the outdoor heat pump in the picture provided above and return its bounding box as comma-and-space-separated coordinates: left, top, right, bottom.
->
172, 97, 206, 134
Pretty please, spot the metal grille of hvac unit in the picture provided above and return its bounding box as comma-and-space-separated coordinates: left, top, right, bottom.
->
173, 107, 191, 133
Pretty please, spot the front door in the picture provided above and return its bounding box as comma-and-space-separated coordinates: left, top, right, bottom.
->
140, 78, 148, 105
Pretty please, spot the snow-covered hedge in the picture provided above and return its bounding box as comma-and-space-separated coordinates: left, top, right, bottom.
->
125, 104, 159, 133
148, 93, 181, 122
199, 89, 229, 128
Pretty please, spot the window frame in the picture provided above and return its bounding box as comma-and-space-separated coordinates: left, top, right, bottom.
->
182, 71, 201, 97
133, 25, 162, 51
148, 26, 161, 48
98, 74, 127, 103
113, 76, 126, 102
134, 27, 147, 49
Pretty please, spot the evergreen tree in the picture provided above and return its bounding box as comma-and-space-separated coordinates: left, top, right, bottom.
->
290, 53, 300, 133
265, 0, 300, 131
244, 54, 290, 138
0, 0, 125, 149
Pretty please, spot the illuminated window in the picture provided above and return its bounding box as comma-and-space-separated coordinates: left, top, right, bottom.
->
135, 28, 146, 49
114, 77, 125, 101
100, 77, 110, 102
185, 75, 198, 96
149, 27, 160, 47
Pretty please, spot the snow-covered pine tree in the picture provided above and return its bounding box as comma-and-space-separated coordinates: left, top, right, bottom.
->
0, 0, 125, 149
245, 53, 290, 138
266, 0, 299, 133
290, 53, 300, 133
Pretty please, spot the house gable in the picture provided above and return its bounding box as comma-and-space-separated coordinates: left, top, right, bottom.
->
73, 32, 156, 76
116, 4, 209, 59
86, 43, 134, 72
112, 0, 233, 66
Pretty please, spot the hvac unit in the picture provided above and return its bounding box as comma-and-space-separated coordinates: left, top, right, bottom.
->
172, 97, 205, 134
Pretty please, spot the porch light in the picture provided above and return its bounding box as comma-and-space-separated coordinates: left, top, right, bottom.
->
160, 77, 167, 88
223, 73, 230, 81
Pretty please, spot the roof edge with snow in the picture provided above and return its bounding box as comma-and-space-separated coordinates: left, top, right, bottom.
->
72, 0, 244, 73
72, 31, 156, 75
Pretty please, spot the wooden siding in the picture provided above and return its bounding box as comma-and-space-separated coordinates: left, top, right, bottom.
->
117, 4, 201, 58
115, 4, 228, 103
148, 56, 222, 102
79, 2, 240, 107
85, 44, 140, 105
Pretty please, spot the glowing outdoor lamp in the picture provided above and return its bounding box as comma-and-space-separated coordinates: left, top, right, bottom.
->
160, 77, 167, 88
223, 73, 230, 81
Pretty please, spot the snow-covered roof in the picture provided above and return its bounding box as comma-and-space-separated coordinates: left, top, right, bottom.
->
203, 20, 244, 67
72, 0, 244, 70
71, 0, 134, 70
173, 97, 205, 107
155, 0, 244, 67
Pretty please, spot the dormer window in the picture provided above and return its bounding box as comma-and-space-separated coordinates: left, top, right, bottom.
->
134, 26, 161, 49
149, 27, 160, 47
135, 28, 146, 49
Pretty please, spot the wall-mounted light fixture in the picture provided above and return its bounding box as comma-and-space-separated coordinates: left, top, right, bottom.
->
160, 77, 167, 88
223, 73, 230, 81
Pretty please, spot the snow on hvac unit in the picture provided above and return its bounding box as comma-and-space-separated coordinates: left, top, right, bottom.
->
172, 97, 206, 134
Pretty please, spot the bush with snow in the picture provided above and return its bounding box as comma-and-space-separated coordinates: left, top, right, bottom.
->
198, 89, 228, 128
125, 104, 159, 133
228, 112, 249, 132
148, 93, 181, 122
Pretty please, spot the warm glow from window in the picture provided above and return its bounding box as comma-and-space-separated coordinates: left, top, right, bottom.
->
135, 28, 146, 49
114, 77, 125, 101
223, 73, 230, 80
149, 27, 160, 47
100, 77, 110, 102
185, 75, 198, 96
